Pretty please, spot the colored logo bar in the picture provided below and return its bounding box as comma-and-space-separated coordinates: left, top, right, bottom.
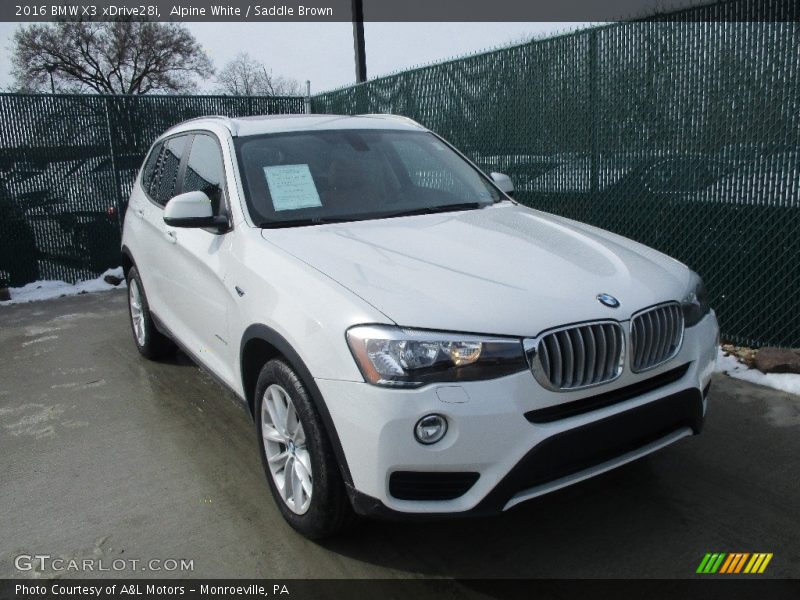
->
696, 553, 773, 574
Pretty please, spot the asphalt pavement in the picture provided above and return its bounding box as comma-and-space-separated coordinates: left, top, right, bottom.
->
1, 290, 798, 581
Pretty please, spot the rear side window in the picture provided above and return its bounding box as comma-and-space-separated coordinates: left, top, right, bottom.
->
140, 141, 163, 197
182, 134, 227, 217
152, 135, 189, 206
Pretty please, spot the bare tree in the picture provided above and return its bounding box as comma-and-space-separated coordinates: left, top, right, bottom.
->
11, 20, 213, 94
216, 53, 301, 96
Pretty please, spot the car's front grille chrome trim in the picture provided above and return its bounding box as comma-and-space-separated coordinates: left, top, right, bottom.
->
524, 320, 625, 392
630, 303, 684, 373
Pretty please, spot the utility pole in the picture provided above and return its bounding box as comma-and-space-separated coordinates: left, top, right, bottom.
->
351, 0, 367, 83
45, 64, 56, 94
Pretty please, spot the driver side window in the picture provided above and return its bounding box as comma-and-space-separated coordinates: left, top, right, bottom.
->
182, 133, 228, 218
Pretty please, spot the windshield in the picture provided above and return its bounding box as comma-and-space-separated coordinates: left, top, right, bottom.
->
234, 129, 502, 227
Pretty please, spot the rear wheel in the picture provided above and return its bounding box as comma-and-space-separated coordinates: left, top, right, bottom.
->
255, 359, 353, 539
127, 266, 173, 360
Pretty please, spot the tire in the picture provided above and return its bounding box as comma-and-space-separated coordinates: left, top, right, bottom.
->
255, 359, 353, 539
126, 266, 173, 360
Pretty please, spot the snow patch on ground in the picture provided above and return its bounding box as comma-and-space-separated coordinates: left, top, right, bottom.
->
716, 347, 800, 397
0, 268, 125, 305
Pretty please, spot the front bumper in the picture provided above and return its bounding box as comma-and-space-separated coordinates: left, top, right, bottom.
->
316, 311, 719, 517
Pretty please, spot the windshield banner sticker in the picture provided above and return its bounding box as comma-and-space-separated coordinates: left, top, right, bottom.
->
264, 164, 322, 211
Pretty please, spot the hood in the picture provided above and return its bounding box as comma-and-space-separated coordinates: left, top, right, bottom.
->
261, 203, 691, 337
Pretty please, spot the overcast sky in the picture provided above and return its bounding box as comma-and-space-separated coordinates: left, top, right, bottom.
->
0, 21, 587, 94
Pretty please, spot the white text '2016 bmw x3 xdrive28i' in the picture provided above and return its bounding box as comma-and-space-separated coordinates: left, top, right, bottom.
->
121, 114, 719, 538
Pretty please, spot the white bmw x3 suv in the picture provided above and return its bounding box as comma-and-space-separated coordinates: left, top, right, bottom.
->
122, 114, 719, 538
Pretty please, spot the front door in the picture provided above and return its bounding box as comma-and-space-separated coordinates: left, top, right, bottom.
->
159, 133, 237, 387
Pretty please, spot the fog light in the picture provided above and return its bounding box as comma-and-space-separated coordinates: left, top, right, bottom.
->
414, 414, 448, 445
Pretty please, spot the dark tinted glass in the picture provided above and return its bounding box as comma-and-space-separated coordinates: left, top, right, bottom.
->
153, 135, 188, 206
183, 134, 227, 217
141, 141, 163, 197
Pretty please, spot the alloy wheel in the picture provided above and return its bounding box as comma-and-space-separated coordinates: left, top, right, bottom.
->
129, 279, 146, 347
261, 383, 313, 514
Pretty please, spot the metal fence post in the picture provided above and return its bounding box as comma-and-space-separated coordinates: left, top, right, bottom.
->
103, 96, 125, 232
589, 29, 599, 200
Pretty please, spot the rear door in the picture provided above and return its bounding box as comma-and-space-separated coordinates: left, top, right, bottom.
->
125, 140, 162, 296
136, 134, 190, 325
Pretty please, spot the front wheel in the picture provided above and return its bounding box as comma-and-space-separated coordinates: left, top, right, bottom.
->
255, 359, 353, 539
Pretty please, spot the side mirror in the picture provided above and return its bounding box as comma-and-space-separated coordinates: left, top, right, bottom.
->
490, 172, 514, 196
163, 191, 227, 229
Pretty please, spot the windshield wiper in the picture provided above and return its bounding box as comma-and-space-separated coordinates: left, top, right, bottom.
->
259, 216, 358, 228
381, 202, 487, 219
260, 202, 487, 228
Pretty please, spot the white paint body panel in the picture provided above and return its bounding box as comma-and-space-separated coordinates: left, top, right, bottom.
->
263, 202, 692, 337
163, 190, 213, 219
317, 312, 717, 512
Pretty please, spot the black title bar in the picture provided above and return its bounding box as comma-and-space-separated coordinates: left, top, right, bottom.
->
3, 0, 799, 22
2, 579, 800, 600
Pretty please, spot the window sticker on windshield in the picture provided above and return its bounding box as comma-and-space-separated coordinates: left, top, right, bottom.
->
263, 164, 322, 211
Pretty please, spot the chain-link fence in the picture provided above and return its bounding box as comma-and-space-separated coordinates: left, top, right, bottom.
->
0, 93, 304, 287
1, 5, 798, 348
313, 13, 800, 348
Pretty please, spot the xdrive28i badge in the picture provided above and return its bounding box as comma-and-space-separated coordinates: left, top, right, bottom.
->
597, 293, 620, 308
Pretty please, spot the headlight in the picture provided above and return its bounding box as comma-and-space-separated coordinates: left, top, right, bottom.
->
681, 272, 710, 327
346, 325, 527, 387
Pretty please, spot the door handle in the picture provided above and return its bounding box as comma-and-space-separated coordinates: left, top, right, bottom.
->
165, 229, 177, 243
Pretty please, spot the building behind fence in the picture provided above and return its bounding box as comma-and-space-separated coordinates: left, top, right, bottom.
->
314, 5, 799, 349
1, 0, 798, 348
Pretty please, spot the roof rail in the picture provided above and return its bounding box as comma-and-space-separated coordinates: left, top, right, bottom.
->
175, 115, 239, 135
357, 113, 426, 129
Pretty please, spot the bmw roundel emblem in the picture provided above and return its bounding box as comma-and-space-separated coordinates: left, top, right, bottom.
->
597, 293, 620, 308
